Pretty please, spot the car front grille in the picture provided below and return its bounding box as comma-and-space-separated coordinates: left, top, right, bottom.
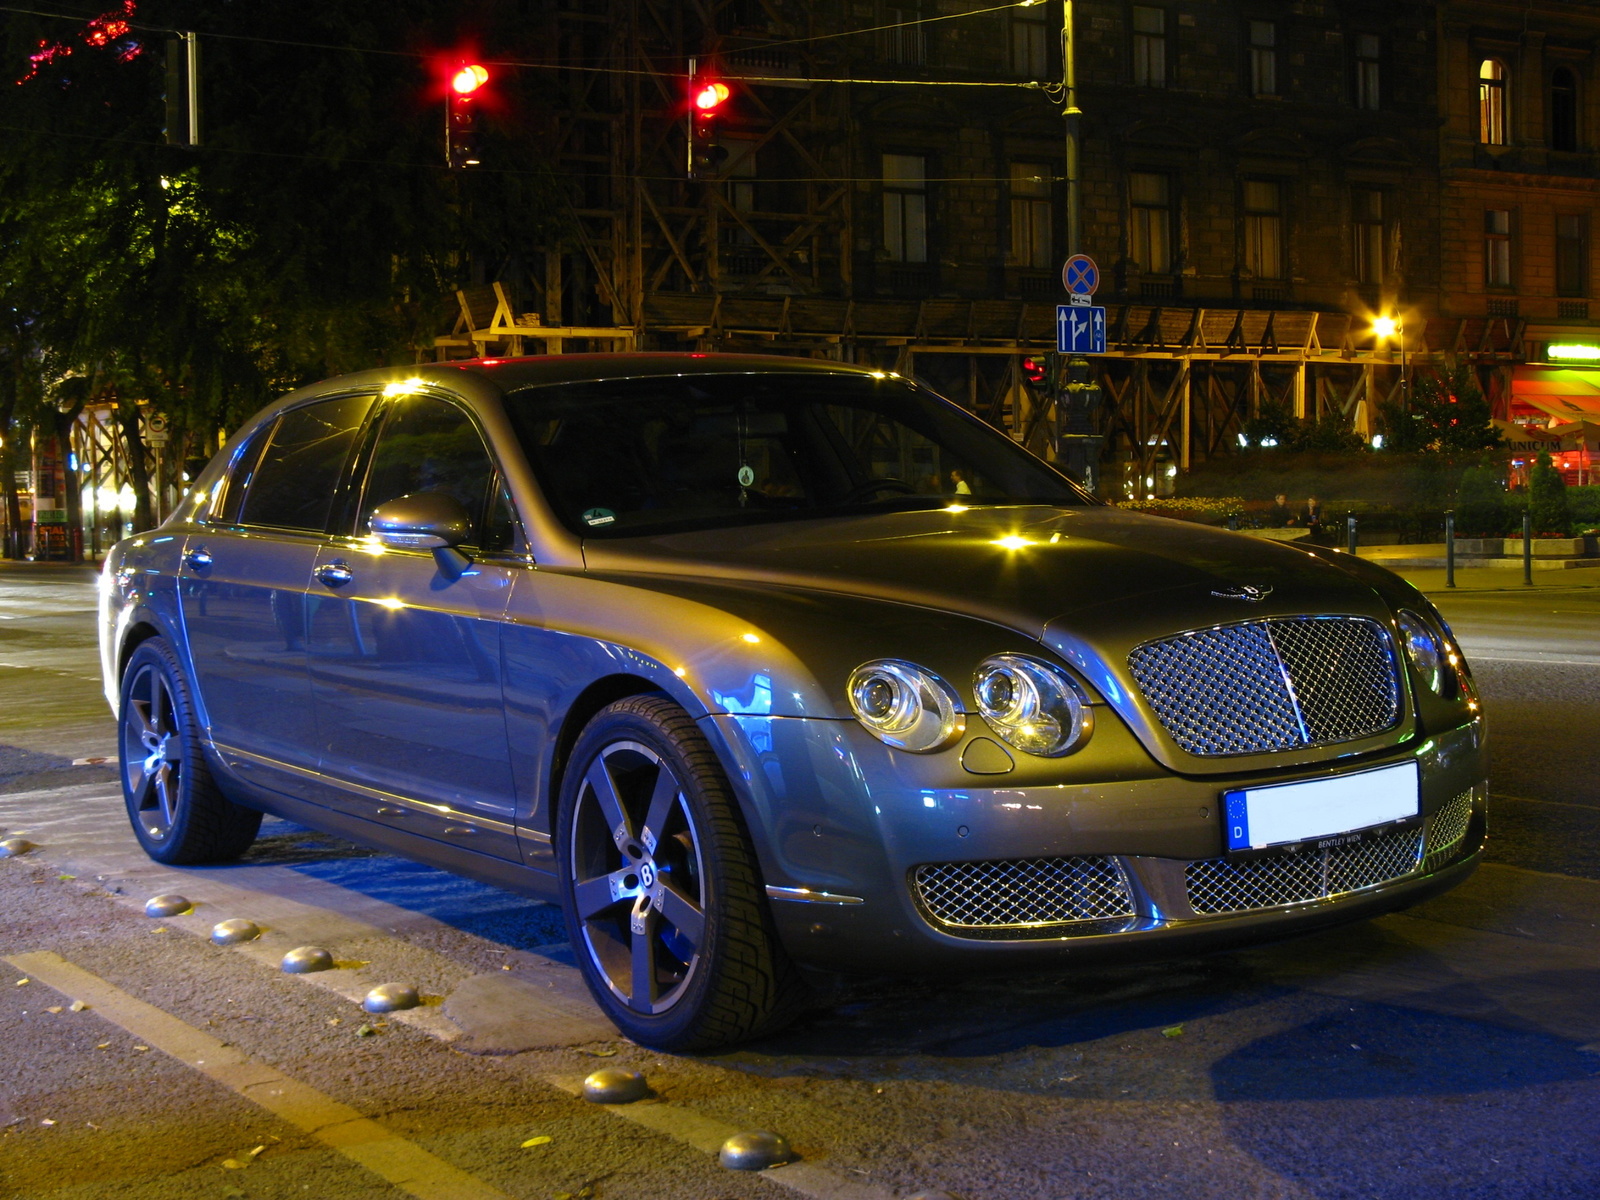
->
1185, 827, 1424, 915
1422, 787, 1476, 871
1127, 616, 1401, 756
911, 855, 1135, 934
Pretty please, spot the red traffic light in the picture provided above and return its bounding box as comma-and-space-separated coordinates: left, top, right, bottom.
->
452, 64, 489, 95
694, 80, 730, 110
1023, 357, 1047, 386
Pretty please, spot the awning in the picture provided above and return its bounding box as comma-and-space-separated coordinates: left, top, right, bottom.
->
1510, 366, 1600, 418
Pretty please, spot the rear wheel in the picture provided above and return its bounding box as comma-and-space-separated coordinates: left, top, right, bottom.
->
119, 638, 261, 864
556, 694, 805, 1050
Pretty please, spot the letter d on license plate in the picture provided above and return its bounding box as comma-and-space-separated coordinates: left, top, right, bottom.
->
1223, 760, 1420, 854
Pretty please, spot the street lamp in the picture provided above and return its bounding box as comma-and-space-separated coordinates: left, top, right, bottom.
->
1373, 312, 1407, 412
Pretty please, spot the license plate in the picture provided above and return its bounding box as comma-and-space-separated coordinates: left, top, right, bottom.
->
1222, 761, 1420, 856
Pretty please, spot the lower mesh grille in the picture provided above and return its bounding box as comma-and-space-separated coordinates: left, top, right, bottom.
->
1423, 787, 1476, 870
912, 856, 1135, 931
1186, 827, 1424, 915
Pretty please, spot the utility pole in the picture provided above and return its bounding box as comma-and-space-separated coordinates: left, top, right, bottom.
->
1062, 0, 1080, 255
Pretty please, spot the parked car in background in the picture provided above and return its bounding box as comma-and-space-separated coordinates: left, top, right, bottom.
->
100, 355, 1487, 1049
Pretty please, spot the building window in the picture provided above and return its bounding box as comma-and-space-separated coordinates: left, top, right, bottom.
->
1244, 179, 1283, 279
883, 154, 927, 263
1485, 209, 1512, 287
1133, 7, 1166, 88
878, 4, 926, 66
1551, 68, 1579, 152
1479, 59, 1508, 145
1354, 34, 1380, 110
1012, 10, 1048, 78
1009, 164, 1053, 269
1557, 214, 1588, 297
1130, 172, 1172, 274
1249, 21, 1277, 97
1352, 188, 1384, 284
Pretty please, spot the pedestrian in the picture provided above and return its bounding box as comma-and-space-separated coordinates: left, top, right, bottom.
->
1267, 493, 1293, 527
1298, 495, 1323, 535
949, 467, 973, 496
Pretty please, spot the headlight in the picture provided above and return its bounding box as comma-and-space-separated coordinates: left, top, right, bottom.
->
846, 659, 965, 752
1396, 610, 1446, 695
973, 654, 1094, 757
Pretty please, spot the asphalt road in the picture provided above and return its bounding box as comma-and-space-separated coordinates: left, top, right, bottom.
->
1, 561, 1597, 1200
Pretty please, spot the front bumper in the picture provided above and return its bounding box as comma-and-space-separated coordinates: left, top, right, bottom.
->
703, 711, 1488, 974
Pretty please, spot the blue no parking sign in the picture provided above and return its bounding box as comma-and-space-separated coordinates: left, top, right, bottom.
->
1057, 304, 1106, 354
1062, 253, 1100, 297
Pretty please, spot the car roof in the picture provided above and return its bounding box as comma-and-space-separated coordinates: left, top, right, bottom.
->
441, 352, 882, 392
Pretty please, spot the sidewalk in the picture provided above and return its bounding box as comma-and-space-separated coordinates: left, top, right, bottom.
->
1354, 543, 1600, 572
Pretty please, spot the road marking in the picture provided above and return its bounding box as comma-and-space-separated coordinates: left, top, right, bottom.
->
544, 1075, 901, 1200
5, 950, 511, 1200
1468, 654, 1600, 666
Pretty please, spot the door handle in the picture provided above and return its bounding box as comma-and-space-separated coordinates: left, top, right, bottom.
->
183, 546, 212, 571
315, 560, 354, 589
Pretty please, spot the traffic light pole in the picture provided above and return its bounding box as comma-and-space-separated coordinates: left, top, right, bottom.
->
1062, 0, 1080, 256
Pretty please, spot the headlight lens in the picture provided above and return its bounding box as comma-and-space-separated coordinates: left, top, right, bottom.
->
846, 659, 965, 752
973, 654, 1093, 756
1396, 610, 1446, 695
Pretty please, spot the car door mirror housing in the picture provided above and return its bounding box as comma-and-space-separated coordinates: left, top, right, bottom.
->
368, 492, 473, 551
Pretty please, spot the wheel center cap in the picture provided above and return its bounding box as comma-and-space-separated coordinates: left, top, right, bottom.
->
639, 860, 657, 890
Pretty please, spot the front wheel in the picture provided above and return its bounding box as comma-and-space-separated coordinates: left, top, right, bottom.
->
119, 637, 261, 864
556, 694, 805, 1050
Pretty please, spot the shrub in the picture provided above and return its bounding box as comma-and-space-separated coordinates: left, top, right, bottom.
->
1528, 452, 1572, 536
1569, 485, 1600, 533
1455, 465, 1511, 536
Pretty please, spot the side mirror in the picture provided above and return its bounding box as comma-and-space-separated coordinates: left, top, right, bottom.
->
368, 492, 474, 577
369, 492, 472, 549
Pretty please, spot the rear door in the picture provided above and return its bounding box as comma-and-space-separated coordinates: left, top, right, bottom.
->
305, 390, 522, 861
179, 394, 377, 788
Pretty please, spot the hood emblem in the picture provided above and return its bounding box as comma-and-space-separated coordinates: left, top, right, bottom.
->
1212, 584, 1273, 602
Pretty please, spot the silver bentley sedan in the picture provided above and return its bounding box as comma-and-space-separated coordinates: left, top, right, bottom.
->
99, 355, 1487, 1049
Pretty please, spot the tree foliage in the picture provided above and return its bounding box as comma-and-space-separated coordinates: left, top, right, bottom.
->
1378, 362, 1502, 455
1, 1, 564, 531
1241, 398, 1367, 454
1528, 451, 1572, 536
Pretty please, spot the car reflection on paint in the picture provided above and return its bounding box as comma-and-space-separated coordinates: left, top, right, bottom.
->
98, 355, 1487, 1049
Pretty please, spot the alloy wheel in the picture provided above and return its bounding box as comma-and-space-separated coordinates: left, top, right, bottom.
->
568, 740, 707, 1015
122, 662, 184, 842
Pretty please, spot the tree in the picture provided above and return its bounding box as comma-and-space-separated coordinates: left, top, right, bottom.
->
1378, 362, 1502, 455
1, 2, 565, 536
1528, 451, 1571, 536
1240, 397, 1366, 454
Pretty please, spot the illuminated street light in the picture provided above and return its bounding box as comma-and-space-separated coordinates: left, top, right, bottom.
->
1372, 315, 1397, 339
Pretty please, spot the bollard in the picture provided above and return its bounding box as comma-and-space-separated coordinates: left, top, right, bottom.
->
1346, 514, 1357, 555
1523, 511, 1533, 585
1445, 510, 1455, 587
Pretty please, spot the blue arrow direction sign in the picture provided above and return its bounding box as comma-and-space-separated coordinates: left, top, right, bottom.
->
1057, 304, 1107, 354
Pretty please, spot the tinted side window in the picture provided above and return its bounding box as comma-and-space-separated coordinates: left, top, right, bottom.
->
240, 395, 375, 532
212, 422, 274, 525
361, 395, 496, 544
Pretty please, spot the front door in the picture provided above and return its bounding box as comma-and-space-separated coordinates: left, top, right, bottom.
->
306, 390, 522, 861
179, 394, 377, 785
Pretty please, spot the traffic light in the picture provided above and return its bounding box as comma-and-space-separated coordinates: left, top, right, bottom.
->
1022, 356, 1047, 388
446, 63, 488, 168
687, 77, 730, 181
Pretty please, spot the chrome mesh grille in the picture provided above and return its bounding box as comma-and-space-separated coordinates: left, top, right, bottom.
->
1185, 827, 1423, 916
1128, 617, 1401, 756
912, 856, 1134, 930
1423, 787, 1476, 870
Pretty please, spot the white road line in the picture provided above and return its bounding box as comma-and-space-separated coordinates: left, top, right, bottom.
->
1466, 654, 1600, 666
544, 1075, 903, 1200
6, 950, 512, 1200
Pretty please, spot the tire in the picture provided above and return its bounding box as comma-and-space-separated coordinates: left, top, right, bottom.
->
118, 637, 262, 864
555, 694, 807, 1051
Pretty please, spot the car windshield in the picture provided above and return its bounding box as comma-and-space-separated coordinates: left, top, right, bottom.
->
502, 371, 1094, 538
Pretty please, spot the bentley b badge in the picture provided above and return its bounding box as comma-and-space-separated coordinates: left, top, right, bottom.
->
1212, 584, 1273, 601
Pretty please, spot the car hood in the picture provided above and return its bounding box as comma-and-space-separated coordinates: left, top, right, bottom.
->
581, 505, 1391, 637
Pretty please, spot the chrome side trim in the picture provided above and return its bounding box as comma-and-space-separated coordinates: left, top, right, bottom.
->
765, 886, 865, 905
212, 742, 517, 839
